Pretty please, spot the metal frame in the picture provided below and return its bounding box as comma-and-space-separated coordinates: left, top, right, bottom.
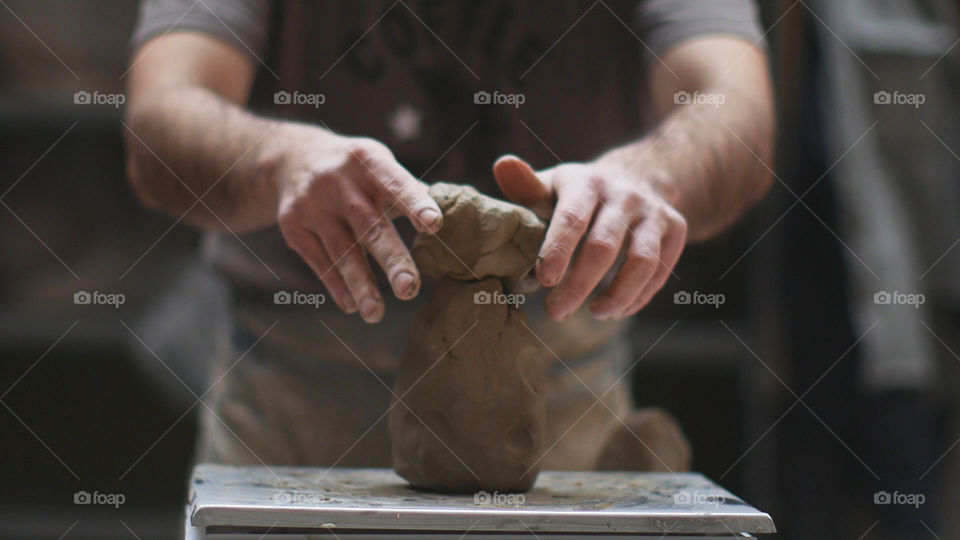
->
186, 464, 775, 538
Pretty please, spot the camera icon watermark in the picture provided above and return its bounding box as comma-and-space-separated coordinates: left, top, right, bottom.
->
673, 490, 725, 507
874, 490, 925, 508
473, 490, 525, 506
74, 490, 125, 508
873, 290, 925, 309
473, 90, 525, 108
274, 90, 326, 108
673, 290, 725, 309
673, 90, 725, 108
73, 90, 125, 108
473, 290, 525, 307
873, 90, 925, 108
74, 290, 125, 309
274, 290, 325, 308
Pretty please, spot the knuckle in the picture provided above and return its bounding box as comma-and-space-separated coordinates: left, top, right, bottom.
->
306, 165, 338, 185
587, 235, 619, 258
587, 174, 606, 193
360, 217, 388, 243
545, 239, 575, 260
556, 207, 588, 230
346, 138, 389, 164
626, 254, 659, 277
630, 248, 659, 265
621, 190, 644, 210
629, 239, 660, 262
304, 170, 340, 199
378, 173, 405, 196
383, 251, 410, 273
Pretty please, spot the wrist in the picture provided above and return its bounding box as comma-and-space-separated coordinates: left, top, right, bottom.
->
593, 149, 679, 206
253, 122, 291, 208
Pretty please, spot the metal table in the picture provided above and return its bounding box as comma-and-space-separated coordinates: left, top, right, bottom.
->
186, 464, 775, 538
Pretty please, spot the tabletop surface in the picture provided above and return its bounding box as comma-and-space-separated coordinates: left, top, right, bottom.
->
189, 464, 776, 535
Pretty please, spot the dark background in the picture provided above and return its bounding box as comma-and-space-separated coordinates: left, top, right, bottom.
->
1, 1, 958, 539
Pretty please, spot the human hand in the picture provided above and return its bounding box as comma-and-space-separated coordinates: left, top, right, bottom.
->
492, 155, 686, 321
270, 126, 442, 323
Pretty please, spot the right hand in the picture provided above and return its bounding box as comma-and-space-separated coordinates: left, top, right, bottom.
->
269, 126, 443, 323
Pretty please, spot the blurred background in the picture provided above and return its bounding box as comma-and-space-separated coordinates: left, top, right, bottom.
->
1, 1, 959, 538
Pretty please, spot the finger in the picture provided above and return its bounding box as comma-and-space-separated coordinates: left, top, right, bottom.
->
536, 174, 600, 287
493, 155, 553, 217
316, 218, 386, 323
545, 205, 628, 321
278, 222, 357, 313
589, 214, 667, 320
342, 195, 420, 300
620, 215, 687, 317
351, 146, 443, 234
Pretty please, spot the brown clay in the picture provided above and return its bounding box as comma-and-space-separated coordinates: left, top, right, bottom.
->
389, 183, 548, 493
389, 183, 692, 491
592, 408, 692, 472
412, 183, 545, 285
389, 277, 547, 492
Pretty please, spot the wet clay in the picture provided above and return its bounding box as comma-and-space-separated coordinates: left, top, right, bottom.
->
411, 183, 545, 287
389, 183, 548, 493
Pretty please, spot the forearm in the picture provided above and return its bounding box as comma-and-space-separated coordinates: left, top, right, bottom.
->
125, 85, 294, 232
598, 80, 773, 242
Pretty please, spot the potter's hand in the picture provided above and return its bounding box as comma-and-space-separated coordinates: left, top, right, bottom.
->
274, 127, 443, 323
492, 155, 686, 321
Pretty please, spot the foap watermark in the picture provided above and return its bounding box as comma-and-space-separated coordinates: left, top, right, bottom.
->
74, 290, 125, 309
74, 490, 125, 508
673, 490, 725, 507
274, 90, 326, 108
274, 290, 326, 308
673, 290, 725, 309
474, 290, 525, 307
873, 90, 925, 108
474, 90, 525, 108
73, 90, 125, 108
874, 490, 925, 509
673, 90, 725, 108
874, 290, 925, 309
272, 491, 328, 505
474, 490, 525, 506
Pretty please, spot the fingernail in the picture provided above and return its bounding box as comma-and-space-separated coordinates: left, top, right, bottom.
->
395, 272, 417, 296
417, 208, 441, 231
360, 298, 380, 319
538, 262, 558, 286
343, 295, 358, 313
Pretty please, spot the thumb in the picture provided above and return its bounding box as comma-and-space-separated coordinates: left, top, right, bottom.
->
493, 155, 553, 218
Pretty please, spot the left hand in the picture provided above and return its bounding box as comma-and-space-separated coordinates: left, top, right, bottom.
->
493, 155, 687, 321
